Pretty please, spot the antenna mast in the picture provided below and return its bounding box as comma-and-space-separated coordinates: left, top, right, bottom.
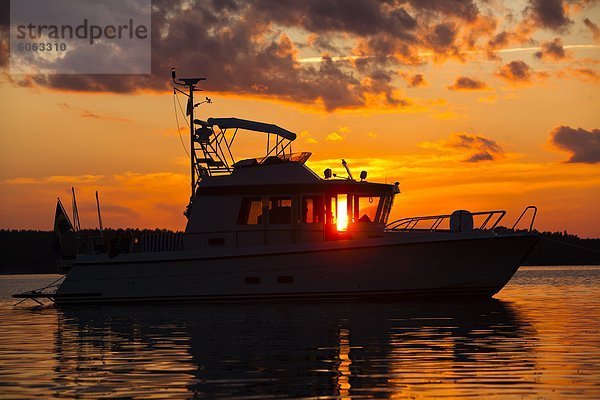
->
171, 68, 208, 198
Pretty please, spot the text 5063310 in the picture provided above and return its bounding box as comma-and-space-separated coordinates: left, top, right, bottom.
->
17, 42, 67, 52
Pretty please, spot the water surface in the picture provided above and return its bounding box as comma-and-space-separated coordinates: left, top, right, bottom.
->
0, 266, 599, 399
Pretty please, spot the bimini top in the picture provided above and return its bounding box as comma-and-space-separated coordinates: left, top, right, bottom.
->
207, 117, 296, 141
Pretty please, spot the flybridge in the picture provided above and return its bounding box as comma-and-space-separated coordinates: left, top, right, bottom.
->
193, 117, 298, 180
172, 69, 299, 197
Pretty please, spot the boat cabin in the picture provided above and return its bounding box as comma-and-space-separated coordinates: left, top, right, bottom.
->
184, 159, 397, 249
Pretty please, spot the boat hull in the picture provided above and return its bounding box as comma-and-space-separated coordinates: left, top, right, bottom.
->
54, 233, 537, 304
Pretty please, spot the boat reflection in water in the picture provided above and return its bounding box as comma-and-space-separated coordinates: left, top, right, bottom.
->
53, 300, 535, 398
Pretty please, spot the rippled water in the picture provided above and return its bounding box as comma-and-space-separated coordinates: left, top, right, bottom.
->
0, 267, 599, 399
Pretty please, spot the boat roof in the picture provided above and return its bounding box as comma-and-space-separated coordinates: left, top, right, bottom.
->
207, 117, 297, 141
197, 162, 396, 195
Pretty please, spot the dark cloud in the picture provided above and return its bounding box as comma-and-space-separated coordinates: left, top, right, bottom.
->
425, 23, 458, 54
405, 0, 480, 21
6, 0, 446, 110
525, 0, 572, 32
489, 31, 511, 49
550, 126, 600, 163
534, 38, 567, 61
306, 34, 345, 55
447, 76, 488, 91
251, 0, 418, 38
496, 60, 533, 83
406, 73, 426, 88
584, 18, 600, 41
0, 0, 8, 68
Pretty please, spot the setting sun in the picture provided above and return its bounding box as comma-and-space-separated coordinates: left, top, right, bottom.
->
336, 194, 349, 232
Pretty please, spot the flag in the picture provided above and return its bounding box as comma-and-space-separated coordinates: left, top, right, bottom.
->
186, 97, 192, 116
52, 198, 73, 257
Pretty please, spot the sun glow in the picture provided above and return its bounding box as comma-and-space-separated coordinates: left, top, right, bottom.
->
337, 194, 349, 231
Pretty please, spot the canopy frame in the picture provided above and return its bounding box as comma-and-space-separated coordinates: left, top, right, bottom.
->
190, 117, 296, 189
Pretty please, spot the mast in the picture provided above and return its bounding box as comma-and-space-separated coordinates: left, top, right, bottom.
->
71, 187, 81, 231
189, 80, 195, 197
95, 191, 104, 237
171, 68, 206, 198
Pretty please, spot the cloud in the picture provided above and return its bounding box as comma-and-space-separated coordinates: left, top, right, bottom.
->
567, 67, 600, 82
534, 37, 567, 61
584, 18, 600, 41
406, 73, 427, 88
80, 110, 131, 122
496, 60, 533, 83
299, 130, 318, 144
0, 0, 508, 111
556, 65, 600, 82
2, 0, 595, 112
422, 133, 504, 162
4, 175, 105, 185
447, 76, 489, 91
549, 126, 600, 163
524, 0, 572, 32
326, 131, 346, 141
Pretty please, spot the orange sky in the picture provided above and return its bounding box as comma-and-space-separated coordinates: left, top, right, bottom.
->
0, 0, 599, 237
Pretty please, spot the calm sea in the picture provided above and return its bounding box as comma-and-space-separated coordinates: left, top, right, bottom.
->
0, 266, 599, 399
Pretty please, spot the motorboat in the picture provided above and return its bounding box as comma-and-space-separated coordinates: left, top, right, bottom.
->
14, 70, 539, 305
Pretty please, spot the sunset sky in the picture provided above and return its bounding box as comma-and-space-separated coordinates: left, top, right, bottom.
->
0, 0, 599, 237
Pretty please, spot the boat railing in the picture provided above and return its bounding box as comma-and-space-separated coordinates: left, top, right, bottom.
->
511, 205, 537, 232
386, 206, 538, 233
385, 210, 507, 232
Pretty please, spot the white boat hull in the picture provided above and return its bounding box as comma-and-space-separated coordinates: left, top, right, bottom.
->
54, 233, 538, 304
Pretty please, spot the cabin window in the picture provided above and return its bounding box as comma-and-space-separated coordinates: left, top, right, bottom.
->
354, 196, 382, 223
237, 197, 263, 225
301, 196, 324, 224
268, 196, 292, 224
327, 194, 349, 231
336, 194, 349, 231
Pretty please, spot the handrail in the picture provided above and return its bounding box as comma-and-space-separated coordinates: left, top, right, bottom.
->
511, 205, 537, 232
385, 210, 506, 232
